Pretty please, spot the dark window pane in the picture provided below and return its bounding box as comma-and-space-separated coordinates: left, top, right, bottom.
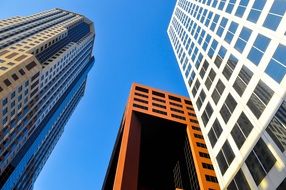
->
253, 139, 276, 172
246, 151, 266, 185
208, 128, 217, 147
220, 104, 231, 123
231, 124, 246, 149
233, 77, 246, 96
213, 119, 223, 138
247, 9, 261, 23
212, 89, 220, 104
237, 112, 254, 137
234, 170, 251, 190
247, 94, 265, 118
254, 80, 274, 105
225, 94, 237, 113
217, 80, 225, 94
222, 140, 235, 164
216, 151, 228, 175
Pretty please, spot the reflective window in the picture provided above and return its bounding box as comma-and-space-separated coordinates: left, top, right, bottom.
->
196, 89, 206, 110
216, 17, 228, 37
227, 169, 251, 190
231, 112, 254, 149
248, 34, 270, 65
225, 22, 238, 44
233, 65, 253, 96
223, 54, 238, 80
212, 79, 225, 104
201, 103, 213, 126
247, 80, 274, 118
246, 138, 276, 185
205, 69, 216, 90
199, 60, 209, 79
208, 39, 218, 59
263, 0, 286, 31
214, 46, 227, 68
210, 14, 220, 31
265, 44, 286, 83
234, 27, 252, 53
266, 101, 286, 152
247, 0, 266, 23
216, 140, 235, 175
235, 0, 249, 17
225, 0, 235, 14
220, 94, 237, 123
208, 119, 223, 147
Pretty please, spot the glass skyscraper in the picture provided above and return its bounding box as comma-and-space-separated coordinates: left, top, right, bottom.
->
0, 9, 95, 190
168, 0, 286, 189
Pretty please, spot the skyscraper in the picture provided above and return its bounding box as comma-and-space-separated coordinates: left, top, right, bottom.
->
168, 0, 286, 189
103, 83, 219, 190
0, 9, 95, 190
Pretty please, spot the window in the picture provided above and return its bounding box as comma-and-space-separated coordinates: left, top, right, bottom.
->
235, 0, 249, 17
2, 98, 7, 106
216, 17, 228, 37
266, 101, 286, 152
196, 89, 206, 110
214, 46, 227, 68
224, 21, 238, 44
26, 61, 37, 71
19, 69, 25, 75
216, 140, 235, 175
265, 44, 286, 83
202, 163, 214, 170
199, 60, 209, 79
208, 119, 223, 147
201, 103, 213, 126
4, 79, 11, 86
220, 94, 237, 123
234, 27, 252, 53
12, 74, 19, 81
233, 65, 253, 96
222, 54, 238, 80
169, 95, 181, 102
263, 0, 286, 30
231, 112, 254, 149
205, 69, 216, 90
205, 175, 218, 183
152, 91, 165, 98
227, 169, 251, 190
248, 34, 270, 65
212, 79, 225, 104
247, 0, 266, 23
199, 151, 210, 158
11, 91, 15, 99
246, 138, 276, 185
247, 80, 274, 118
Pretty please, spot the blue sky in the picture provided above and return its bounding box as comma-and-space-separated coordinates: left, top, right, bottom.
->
1, 0, 188, 189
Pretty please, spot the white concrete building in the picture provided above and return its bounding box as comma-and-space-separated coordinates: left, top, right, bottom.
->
168, 0, 286, 189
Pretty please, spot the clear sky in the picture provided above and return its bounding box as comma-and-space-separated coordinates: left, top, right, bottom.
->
1, 0, 188, 189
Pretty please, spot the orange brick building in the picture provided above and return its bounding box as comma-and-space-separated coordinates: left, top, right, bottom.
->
103, 83, 220, 190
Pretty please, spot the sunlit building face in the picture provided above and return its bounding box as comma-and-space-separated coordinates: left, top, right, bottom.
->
168, 0, 286, 189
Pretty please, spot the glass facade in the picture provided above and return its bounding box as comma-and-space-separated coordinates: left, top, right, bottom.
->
0, 9, 95, 189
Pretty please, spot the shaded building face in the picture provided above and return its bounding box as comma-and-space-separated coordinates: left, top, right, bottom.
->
0, 9, 95, 189
168, 0, 286, 189
103, 83, 219, 190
